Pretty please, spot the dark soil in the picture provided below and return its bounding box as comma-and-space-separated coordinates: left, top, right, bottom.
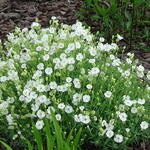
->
0, 0, 150, 150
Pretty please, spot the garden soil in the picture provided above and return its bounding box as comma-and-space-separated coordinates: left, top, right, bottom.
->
0, 0, 150, 150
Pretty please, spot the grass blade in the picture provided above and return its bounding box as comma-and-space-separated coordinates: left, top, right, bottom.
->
0, 140, 13, 150
22, 136, 33, 150
45, 119, 54, 150
72, 128, 82, 150
51, 113, 63, 150
66, 127, 74, 145
32, 123, 43, 150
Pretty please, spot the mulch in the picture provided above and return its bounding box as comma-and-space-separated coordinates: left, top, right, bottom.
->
0, 0, 81, 40
0, 0, 150, 150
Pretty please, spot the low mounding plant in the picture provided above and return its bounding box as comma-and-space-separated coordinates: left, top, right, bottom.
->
0, 17, 150, 149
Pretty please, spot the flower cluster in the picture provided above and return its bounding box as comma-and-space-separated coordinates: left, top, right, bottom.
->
0, 18, 150, 149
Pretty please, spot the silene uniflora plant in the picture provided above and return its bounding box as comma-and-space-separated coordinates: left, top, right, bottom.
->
0, 17, 150, 150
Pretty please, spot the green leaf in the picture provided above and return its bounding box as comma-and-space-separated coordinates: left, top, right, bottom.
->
64, 142, 71, 150
45, 119, 54, 150
126, 22, 131, 30
32, 123, 43, 150
72, 128, 82, 150
51, 113, 63, 150
0, 140, 13, 150
22, 136, 33, 150
125, 11, 132, 21
66, 127, 74, 145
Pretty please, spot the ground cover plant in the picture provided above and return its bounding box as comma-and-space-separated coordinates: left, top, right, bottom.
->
0, 17, 150, 149
78, 0, 150, 51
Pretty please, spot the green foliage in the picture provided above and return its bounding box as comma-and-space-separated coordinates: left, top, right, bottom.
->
0, 19, 150, 150
78, 0, 150, 51
0, 114, 82, 150
0, 140, 13, 150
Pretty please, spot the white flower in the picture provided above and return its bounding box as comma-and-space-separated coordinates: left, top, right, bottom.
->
79, 114, 90, 124
79, 106, 84, 111
83, 95, 91, 103
36, 120, 44, 130
75, 42, 81, 49
112, 59, 121, 66
31, 22, 40, 29
31, 104, 39, 112
99, 37, 105, 42
21, 64, 26, 69
58, 43, 64, 49
37, 63, 44, 70
114, 134, 123, 143
125, 128, 130, 133
118, 112, 127, 122
65, 105, 73, 113
73, 78, 81, 89
80, 68, 85, 74
36, 46, 42, 51
105, 123, 114, 131
30, 91, 38, 99
6, 114, 13, 125
88, 67, 100, 76
137, 99, 145, 105
76, 53, 84, 61
74, 115, 80, 122
123, 95, 130, 101
147, 71, 150, 80
45, 67, 53, 75
126, 58, 132, 64
117, 34, 123, 41
106, 130, 114, 138
131, 107, 137, 113
89, 59, 95, 64
140, 121, 149, 130
49, 81, 57, 89
23, 89, 30, 97
58, 103, 65, 109
33, 70, 42, 79
43, 54, 49, 61
104, 91, 112, 98
37, 110, 45, 119
67, 65, 74, 71
72, 93, 82, 105
86, 84, 92, 89
122, 70, 130, 77
55, 114, 61, 121
66, 77, 72, 83
37, 95, 47, 104
110, 54, 115, 60
36, 84, 46, 92
124, 99, 133, 106
137, 65, 144, 72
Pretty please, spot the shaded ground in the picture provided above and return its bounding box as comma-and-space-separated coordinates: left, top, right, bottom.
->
0, 0, 81, 40
0, 0, 150, 150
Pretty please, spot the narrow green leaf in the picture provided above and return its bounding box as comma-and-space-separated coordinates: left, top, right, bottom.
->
51, 113, 63, 150
22, 136, 33, 150
0, 140, 13, 150
125, 11, 132, 21
66, 127, 74, 145
45, 119, 54, 150
32, 123, 43, 150
72, 128, 82, 150
64, 142, 71, 150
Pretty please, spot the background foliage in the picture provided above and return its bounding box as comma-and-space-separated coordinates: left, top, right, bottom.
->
78, 0, 150, 51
